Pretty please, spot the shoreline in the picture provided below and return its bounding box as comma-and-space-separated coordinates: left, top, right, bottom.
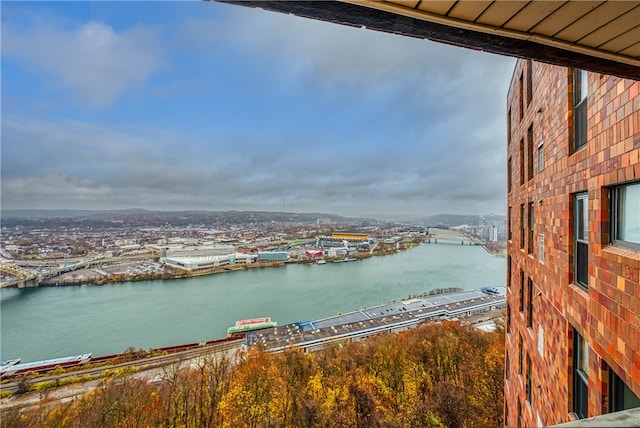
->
480, 244, 506, 258
5, 240, 506, 289
34, 244, 418, 288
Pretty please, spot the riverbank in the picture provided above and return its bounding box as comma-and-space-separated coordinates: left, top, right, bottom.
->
39, 241, 419, 287
480, 244, 507, 258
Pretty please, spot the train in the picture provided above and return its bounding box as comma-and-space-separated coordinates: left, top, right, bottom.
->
0, 335, 243, 380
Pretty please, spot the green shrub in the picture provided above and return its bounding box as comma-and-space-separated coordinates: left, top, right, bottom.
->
29, 380, 57, 392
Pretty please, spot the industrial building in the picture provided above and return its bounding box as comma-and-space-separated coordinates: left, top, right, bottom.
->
331, 232, 368, 241
163, 253, 257, 270
256, 251, 289, 262
316, 234, 372, 250
505, 59, 640, 426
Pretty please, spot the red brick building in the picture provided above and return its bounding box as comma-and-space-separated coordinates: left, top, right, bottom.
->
504, 59, 640, 426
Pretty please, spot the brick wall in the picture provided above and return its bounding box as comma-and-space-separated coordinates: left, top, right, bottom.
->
505, 59, 640, 427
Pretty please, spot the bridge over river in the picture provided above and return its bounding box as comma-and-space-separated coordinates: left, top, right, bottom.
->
423, 229, 483, 246
0, 257, 112, 289
0, 263, 38, 288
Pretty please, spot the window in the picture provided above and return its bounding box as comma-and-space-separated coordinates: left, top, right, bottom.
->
506, 352, 510, 380
537, 142, 544, 172
609, 369, 640, 412
527, 278, 534, 329
507, 304, 511, 334
527, 60, 533, 105
508, 157, 512, 193
611, 182, 640, 250
526, 353, 532, 403
538, 325, 544, 356
519, 72, 524, 120
528, 202, 534, 254
508, 108, 512, 143
574, 193, 588, 288
508, 206, 512, 241
521, 204, 526, 249
519, 334, 523, 375
520, 270, 525, 312
520, 139, 525, 185
507, 255, 512, 287
505, 405, 509, 428
573, 69, 588, 151
572, 329, 588, 419
518, 400, 523, 427
527, 125, 534, 181
539, 233, 545, 263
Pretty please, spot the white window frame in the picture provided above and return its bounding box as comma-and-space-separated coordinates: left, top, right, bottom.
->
611, 181, 640, 251
537, 141, 544, 172
574, 193, 588, 289
573, 69, 588, 151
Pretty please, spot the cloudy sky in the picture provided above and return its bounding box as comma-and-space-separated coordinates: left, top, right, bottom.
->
1, 1, 516, 219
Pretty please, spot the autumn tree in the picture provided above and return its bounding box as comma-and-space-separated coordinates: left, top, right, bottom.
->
219, 347, 288, 427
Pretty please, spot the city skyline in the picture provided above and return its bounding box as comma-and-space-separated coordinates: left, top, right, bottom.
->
2, 1, 516, 218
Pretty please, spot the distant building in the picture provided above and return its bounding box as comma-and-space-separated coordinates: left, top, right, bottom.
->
331, 233, 368, 241
256, 251, 288, 262
489, 225, 498, 243
316, 233, 368, 248
327, 247, 348, 258
304, 250, 324, 259
316, 236, 346, 248
163, 253, 257, 270
505, 59, 640, 427
161, 244, 235, 259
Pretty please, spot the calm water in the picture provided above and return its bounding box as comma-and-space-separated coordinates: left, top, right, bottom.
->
1, 244, 505, 362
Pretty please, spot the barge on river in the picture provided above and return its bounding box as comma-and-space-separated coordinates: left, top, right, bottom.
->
227, 317, 277, 336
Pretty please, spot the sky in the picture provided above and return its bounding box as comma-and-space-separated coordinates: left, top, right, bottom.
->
1, 1, 516, 219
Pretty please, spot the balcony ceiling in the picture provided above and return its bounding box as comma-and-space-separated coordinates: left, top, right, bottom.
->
216, 1, 640, 80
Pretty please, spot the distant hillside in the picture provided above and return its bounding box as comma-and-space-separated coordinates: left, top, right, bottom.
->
1, 209, 507, 229
411, 213, 504, 228
1, 209, 111, 219
0, 209, 373, 228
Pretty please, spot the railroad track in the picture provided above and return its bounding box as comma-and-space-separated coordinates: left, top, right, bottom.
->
0, 339, 243, 396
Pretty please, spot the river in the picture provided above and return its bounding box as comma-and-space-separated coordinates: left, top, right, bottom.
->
0, 244, 505, 363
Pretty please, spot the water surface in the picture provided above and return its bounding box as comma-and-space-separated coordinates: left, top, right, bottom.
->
1, 244, 505, 362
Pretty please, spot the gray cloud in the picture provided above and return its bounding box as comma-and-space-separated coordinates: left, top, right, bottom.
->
176, 6, 515, 211
2, 112, 506, 215
2, 18, 166, 107
2, 4, 516, 218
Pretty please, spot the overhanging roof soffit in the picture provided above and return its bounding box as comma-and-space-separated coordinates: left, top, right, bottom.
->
214, 1, 640, 80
